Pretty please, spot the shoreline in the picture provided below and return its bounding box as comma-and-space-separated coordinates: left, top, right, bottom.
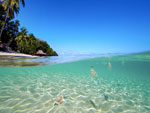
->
0, 51, 38, 58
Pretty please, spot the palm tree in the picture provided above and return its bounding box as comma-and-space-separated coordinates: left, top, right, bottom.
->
15, 27, 27, 53
0, 0, 25, 40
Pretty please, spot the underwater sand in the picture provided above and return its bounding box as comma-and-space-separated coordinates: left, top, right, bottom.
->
0, 52, 150, 113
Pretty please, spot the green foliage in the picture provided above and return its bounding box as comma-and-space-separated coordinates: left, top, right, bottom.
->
37, 40, 58, 56
0, 0, 25, 40
15, 27, 58, 56
1, 0, 25, 19
15, 27, 28, 53
2, 20, 20, 43
0, 5, 20, 50
0, 4, 58, 56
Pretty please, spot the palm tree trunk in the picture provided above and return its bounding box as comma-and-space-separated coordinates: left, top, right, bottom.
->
0, 10, 9, 41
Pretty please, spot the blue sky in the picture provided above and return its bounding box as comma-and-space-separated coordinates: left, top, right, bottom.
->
16, 0, 150, 55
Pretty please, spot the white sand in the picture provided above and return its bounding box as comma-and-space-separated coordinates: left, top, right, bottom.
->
0, 51, 38, 58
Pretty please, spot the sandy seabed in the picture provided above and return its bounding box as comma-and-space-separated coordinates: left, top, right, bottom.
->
0, 53, 150, 113
0, 70, 149, 113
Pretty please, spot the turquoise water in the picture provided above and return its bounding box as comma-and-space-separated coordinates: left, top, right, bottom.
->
0, 53, 120, 67
0, 52, 150, 113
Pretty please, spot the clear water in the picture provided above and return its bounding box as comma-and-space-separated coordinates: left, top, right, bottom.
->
0, 52, 150, 113
0, 53, 121, 67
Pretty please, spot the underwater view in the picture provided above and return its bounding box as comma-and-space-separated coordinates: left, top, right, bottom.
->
0, 0, 149, 112
0, 52, 150, 113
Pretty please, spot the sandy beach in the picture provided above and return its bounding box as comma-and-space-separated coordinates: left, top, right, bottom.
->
0, 51, 38, 58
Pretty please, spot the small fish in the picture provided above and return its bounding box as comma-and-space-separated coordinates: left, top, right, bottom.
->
108, 62, 111, 69
90, 66, 98, 79
104, 94, 108, 101
89, 100, 97, 109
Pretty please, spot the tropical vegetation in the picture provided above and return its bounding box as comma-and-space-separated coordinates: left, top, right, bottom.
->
0, 0, 58, 56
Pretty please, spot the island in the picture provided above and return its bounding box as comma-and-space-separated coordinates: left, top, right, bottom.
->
0, 1, 58, 57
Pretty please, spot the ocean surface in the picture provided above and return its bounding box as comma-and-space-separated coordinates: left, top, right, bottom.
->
0, 53, 120, 67
0, 52, 150, 113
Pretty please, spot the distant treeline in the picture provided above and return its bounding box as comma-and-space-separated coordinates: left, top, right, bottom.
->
0, 4, 58, 56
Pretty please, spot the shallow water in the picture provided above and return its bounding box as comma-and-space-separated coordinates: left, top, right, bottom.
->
0, 52, 150, 113
0, 53, 120, 67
